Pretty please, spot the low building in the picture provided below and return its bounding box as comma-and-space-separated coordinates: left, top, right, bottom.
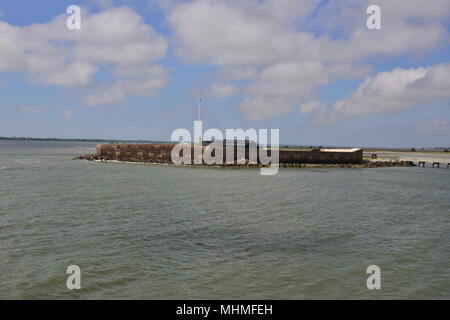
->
279, 148, 363, 164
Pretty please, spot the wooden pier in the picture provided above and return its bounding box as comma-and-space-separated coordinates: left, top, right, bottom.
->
417, 161, 449, 168
364, 151, 450, 169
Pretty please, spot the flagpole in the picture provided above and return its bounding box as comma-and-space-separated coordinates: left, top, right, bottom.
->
197, 96, 202, 145
198, 96, 202, 122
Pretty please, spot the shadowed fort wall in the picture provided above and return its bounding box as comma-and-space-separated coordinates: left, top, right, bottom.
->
279, 149, 363, 164
96, 144, 363, 164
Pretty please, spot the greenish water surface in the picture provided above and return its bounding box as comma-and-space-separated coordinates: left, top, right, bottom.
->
0, 141, 449, 299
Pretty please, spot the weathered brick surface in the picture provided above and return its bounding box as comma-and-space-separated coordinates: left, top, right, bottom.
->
96, 144, 363, 164
96, 144, 176, 162
279, 149, 363, 164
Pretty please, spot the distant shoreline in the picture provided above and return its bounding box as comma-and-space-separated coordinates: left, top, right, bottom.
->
1, 137, 449, 153
0, 137, 170, 144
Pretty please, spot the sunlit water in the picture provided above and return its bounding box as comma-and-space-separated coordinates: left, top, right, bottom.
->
0, 141, 449, 299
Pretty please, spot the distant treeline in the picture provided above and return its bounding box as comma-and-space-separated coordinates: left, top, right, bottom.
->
1, 137, 448, 150
0, 137, 170, 144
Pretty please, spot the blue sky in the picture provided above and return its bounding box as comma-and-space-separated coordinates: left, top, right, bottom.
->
0, 0, 449, 147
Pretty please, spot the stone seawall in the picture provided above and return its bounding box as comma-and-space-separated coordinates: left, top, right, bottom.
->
92, 143, 364, 165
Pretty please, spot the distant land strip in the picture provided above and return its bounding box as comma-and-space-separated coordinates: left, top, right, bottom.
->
0, 136, 448, 152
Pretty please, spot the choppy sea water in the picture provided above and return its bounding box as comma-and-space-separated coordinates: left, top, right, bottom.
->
0, 140, 449, 299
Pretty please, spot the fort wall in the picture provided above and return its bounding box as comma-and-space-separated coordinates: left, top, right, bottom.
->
279, 149, 363, 164
95, 144, 363, 164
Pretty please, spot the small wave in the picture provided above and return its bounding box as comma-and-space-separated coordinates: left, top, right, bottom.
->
14, 159, 41, 165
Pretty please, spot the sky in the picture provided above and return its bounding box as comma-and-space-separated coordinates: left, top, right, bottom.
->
0, 0, 449, 147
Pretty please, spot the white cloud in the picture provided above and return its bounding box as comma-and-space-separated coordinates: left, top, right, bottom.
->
20, 106, 47, 114
83, 65, 170, 106
82, 82, 125, 106
244, 62, 328, 96
375, 0, 450, 22
239, 96, 294, 122
3, 0, 450, 121
0, 7, 169, 105
312, 0, 450, 35
238, 62, 369, 120
36, 62, 98, 87
210, 83, 237, 98
169, 0, 319, 66
300, 100, 326, 115
168, 0, 450, 121
315, 64, 450, 123
168, 0, 449, 66
220, 67, 258, 80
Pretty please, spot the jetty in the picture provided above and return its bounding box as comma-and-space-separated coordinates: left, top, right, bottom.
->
366, 152, 450, 169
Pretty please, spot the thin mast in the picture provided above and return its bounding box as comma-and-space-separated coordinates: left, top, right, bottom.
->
198, 96, 202, 121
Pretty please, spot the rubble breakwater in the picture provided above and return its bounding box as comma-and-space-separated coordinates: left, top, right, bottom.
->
73, 154, 416, 168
